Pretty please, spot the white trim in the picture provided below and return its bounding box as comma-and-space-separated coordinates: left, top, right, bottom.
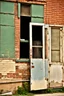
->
50, 27, 51, 63
43, 25, 45, 64
29, 23, 32, 91
29, 23, 32, 58
49, 24, 64, 27
30, 22, 44, 26
47, 27, 51, 63
30, 22, 45, 60
63, 26, 64, 63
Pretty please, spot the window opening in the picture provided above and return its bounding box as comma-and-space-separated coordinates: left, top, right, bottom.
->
32, 25, 43, 58
20, 16, 31, 58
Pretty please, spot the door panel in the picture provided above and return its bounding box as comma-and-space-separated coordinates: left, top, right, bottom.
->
49, 64, 63, 87
30, 23, 48, 90
31, 59, 48, 90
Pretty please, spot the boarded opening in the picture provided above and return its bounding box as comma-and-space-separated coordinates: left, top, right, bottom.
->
20, 16, 31, 58
21, 4, 30, 16
51, 28, 60, 62
0, 1, 15, 58
32, 25, 42, 58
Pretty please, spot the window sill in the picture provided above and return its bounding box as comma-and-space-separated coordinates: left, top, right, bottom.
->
15, 59, 30, 63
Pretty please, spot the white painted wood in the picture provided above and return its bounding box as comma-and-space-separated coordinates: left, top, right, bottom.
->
63, 26, 64, 63
43, 25, 45, 63
49, 64, 62, 83
60, 28, 63, 62
48, 27, 51, 63
29, 23, 47, 90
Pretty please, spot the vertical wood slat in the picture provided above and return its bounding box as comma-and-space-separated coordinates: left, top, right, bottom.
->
63, 26, 64, 63
60, 28, 63, 62
18, 3, 20, 18
44, 24, 49, 59
48, 27, 51, 63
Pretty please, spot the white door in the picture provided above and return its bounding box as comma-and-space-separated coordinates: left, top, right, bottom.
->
30, 23, 48, 90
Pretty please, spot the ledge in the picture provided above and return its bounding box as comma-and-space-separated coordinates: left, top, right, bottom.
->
15, 59, 30, 63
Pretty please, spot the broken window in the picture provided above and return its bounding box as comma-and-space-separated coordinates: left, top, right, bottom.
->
20, 4, 31, 58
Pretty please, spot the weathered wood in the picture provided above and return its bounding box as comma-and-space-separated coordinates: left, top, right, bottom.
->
51, 28, 60, 62
60, 28, 63, 62
21, 4, 30, 16
62, 26, 64, 86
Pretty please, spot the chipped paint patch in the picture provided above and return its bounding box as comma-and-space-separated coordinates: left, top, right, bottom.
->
31, 78, 47, 90
49, 64, 63, 87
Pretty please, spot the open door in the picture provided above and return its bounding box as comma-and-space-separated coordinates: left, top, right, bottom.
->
30, 23, 48, 90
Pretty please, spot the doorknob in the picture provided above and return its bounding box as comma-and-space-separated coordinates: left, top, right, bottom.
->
32, 65, 34, 68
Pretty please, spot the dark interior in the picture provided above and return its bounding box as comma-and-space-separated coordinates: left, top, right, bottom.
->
32, 25, 42, 58
20, 16, 31, 58
32, 25, 42, 46
20, 16, 31, 40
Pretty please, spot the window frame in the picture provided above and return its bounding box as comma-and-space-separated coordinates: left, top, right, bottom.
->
48, 25, 63, 64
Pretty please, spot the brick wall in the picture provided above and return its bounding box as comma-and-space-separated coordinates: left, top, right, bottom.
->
14, 3, 20, 59
45, 0, 64, 25
14, 0, 64, 58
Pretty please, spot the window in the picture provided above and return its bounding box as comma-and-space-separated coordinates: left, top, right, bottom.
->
20, 4, 44, 59
51, 27, 62, 62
